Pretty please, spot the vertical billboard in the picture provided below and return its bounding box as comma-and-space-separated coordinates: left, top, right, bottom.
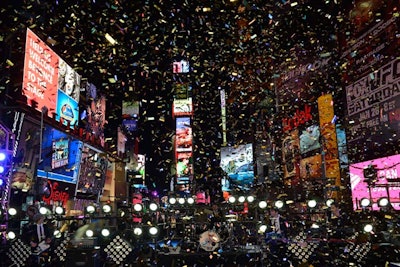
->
350, 154, 400, 210
220, 144, 254, 191
23, 28, 80, 128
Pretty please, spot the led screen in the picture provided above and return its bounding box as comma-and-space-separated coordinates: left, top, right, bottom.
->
350, 154, 400, 210
37, 125, 83, 183
173, 60, 190, 73
220, 144, 254, 191
299, 124, 321, 154
173, 98, 193, 117
175, 117, 192, 152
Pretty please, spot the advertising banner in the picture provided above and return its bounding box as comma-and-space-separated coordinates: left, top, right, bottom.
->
350, 154, 400, 210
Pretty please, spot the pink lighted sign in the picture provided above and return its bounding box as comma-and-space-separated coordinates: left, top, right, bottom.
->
350, 154, 400, 210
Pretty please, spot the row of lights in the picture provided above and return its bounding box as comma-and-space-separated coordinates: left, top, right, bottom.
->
359, 197, 391, 209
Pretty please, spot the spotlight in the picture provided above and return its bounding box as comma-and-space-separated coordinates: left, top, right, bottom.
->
274, 200, 284, 209
39, 206, 49, 215
54, 230, 62, 238
149, 226, 158, 236
133, 203, 143, 212
307, 199, 317, 208
8, 208, 17, 216
258, 201, 267, 209
169, 197, 177, 205
102, 204, 112, 213
187, 197, 195, 205
7, 231, 16, 240
363, 224, 373, 233
238, 196, 246, 203
86, 205, 96, 214
360, 198, 371, 208
149, 203, 158, 212
0, 152, 6, 161
101, 228, 110, 237
86, 229, 94, 237
378, 197, 390, 207
228, 196, 236, 204
259, 224, 268, 233
326, 199, 334, 207
55, 206, 64, 215
247, 196, 255, 203
178, 198, 185, 205
133, 227, 143, 236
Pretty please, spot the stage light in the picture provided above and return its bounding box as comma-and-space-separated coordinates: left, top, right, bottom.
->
326, 199, 334, 207
55, 206, 64, 215
0, 166, 4, 174
169, 197, 177, 205
54, 230, 62, 238
363, 224, 373, 233
238, 196, 246, 203
0, 152, 6, 161
258, 201, 267, 209
133, 203, 143, 212
133, 227, 143, 236
247, 196, 255, 203
39, 206, 49, 215
149, 226, 158, 236
86, 229, 94, 237
274, 200, 284, 209
86, 205, 96, 214
101, 228, 110, 237
378, 197, 389, 207
307, 199, 317, 208
187, 197, 195, 205
102, 204, 112, 213
7, 231, 16, 240
259, 224, 268, 233
178, 198, 185, 205
228, 196, 236, 204
360, 198, 371, 208
149, 203, 158, 212
8, 208, 17, 216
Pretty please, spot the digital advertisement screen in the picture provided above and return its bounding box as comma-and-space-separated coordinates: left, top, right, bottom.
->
173, 60, 190, 74
37, 125, 83, 183
220, 144, 254, 191
22, 29, 80, 127
122, 100, 139, 119
299, 124, 321, 155
86, 95, 107, 145
173, 98, 193, 117
350, 154, 400, 211
176, 151, 192, 192
175, 117, 192, 152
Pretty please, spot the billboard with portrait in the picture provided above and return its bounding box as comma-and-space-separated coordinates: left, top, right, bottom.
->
175, 117, 192, 152
350, 154, 400, 210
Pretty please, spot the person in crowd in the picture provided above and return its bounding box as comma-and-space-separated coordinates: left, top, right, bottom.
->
265, 208, 290, 266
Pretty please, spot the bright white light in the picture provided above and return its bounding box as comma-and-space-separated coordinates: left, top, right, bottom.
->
8, 208, 17, 216
258, 201, 267, 209
0, 166, 4, 174
133, 204, 143, 212
102, 204, 112, 213
364, 224, 373, 233
311, 223, 320, 229
247, 196, 255, 203
101, 228, 110, 237
7, 231, 16, 240
178, 198, 185, 205
54, 230, 62, 238
378, 198, 389, 207
275, 200, 284, 209
238, 196, 246, 203
149, 226, 158, 236
86, 205, 96, 214
133, 227, 143, 236
39, 207, 48, 215
169, 197, 177, 205
259, 224, 268, 233
326, 199, 334, 207
187, 197, 195, 205
307, 200, 317, 208
86, 229, 94, 237
0, 152, 6, 161
228, 196, 236, 204
360, 198, 371, 208
149, 203, 158, 211
55, 206, 64, 215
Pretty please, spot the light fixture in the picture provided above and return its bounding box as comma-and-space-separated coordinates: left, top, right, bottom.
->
360, 198, 371, 208
169, 197, 177, 205
133, 203, 143, 212
247, 196, 255, 203
258, 224, 268, 233
39, 206, 49, 215
0, 152, 6, 161
8, 208, 17, 216
133, 227, 143, 236
228, 196, 236, 204
307, 199, 317, 209
258, 201, 267, 209
86, 229, 94, 237
363, 224, 373, 233
7, 231, 16, 240
149, 203, 158, 212
149, 226, 158, 236
101, 228, 110, 237
102, 204, 112, 214
187, 197, 195, 205
238, 196, 246, 203
54, 230, 62, 238
55, 206, 64, 215
326, 199, 334, 207
86, 205, 96, 214
378, 197, 390, 207
178, 198, 185, 205
274, 200, 284, 209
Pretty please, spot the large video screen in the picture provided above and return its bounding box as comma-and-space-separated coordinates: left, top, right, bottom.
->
220, 144, 254, 191
350, 154, 400, 210
175, 117, 192, 152
22, 28, 80, 128
37, 125, 83, 183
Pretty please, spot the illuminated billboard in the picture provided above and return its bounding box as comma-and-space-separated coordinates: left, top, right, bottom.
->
37, 125, 83, 184
173, 60, 190, 74
23, 28, 80, 127
175, 117, 192, 152
220, 144, 254, 191
173, 98, 193, 117
350, 154, 400, 210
